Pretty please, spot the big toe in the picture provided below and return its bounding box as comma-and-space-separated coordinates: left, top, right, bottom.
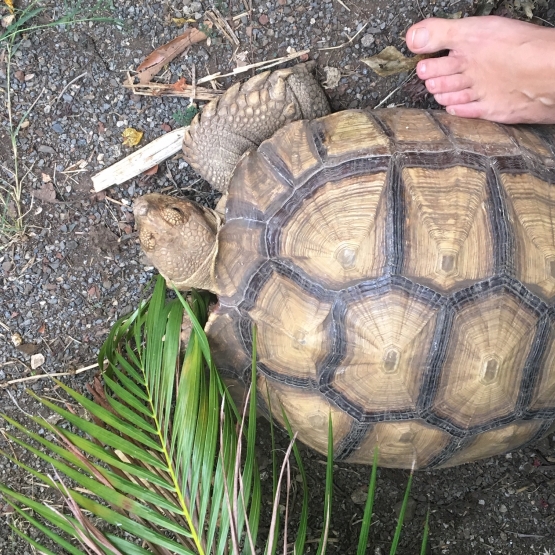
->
406, 18, 460, 54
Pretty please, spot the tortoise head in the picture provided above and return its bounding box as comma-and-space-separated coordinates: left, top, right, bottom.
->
133, 193, 221, 291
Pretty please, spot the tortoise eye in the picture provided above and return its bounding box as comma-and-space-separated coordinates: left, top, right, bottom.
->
162, 206, 188, 225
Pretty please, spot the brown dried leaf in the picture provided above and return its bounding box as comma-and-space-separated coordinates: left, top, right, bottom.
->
170, 77, 187, 91
34, 181, 58, 203
122, 127, 143, 147
136, 27, 208, 84
361, 46, 426, 77
17, 343, 41, 355
142, 164, 159, 176
4, 0, 14, 15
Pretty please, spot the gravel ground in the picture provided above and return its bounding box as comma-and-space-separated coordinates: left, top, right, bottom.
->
1, 0, 555, 553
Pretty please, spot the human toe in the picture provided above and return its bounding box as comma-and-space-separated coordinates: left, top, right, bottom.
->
445, 102, 488, 120
406, 18, 461, 54
425, 74, 472, 95
434, 88, 479, 107
416, 56, 465, 80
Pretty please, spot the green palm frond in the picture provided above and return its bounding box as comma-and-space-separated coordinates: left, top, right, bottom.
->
1, 274, 430, 554
0, 276, 259, 555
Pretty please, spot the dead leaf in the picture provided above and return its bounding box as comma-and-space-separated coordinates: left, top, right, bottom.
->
14, 70, 24, 81
17, 343, 41, 356
170, 77, 187, 91
142, 164, 159, 176
361, 46, 427, 77
4, 0, 14, 15
161, 123, 172, 132
41, 172, 52, 183
98, 121, 106, 134
136, 27, 208, 84
34, 181, 58, 203
122, 127, 143, 147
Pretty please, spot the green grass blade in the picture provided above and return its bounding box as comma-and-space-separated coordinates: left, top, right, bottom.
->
243, 326, 261, 553
420, 509, 430, 555
389, 469, 414, 555
280, 408, 308, 555
316, 415, 334, 555
356, 447, 379, 555
265, 382, 280, 555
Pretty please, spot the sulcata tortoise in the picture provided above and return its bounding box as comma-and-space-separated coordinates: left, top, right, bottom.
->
134, 62, 555, 469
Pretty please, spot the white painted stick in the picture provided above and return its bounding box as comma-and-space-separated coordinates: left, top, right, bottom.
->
91, 127, 188, 192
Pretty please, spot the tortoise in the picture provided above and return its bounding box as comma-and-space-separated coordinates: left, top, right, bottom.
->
134, 62, 555, 469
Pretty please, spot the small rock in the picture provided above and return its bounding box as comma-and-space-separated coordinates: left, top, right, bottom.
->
499, 504, 508, 513
2, 261, 13, 273
350, 485, 368, 505
52, 122, 64, 134
11, 332, 23, 346
14, 70, 25, 81
38, 145, 56, 155
361, 34, 375, 47
259, 14, 269, 25
31, 353, 45, 369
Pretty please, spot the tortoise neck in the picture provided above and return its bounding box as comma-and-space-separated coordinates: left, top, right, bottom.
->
166, 208, 222, 293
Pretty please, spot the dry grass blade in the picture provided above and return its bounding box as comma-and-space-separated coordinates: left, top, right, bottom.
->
136, 27, 208, 84
205, 9, 240, 46
197, 49, 310, 84
265, 433, 298, 554
123, 75, 222, 100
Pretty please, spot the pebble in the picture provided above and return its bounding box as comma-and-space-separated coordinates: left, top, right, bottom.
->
361, 34, 375, 47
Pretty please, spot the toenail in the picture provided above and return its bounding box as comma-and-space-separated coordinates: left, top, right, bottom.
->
419, 62, 426, 75
412, 27, 429, 49
447, 107, 456, 116
428, 79, 435, 90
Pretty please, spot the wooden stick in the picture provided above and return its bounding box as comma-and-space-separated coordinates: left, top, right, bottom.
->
91, 127, 187, 192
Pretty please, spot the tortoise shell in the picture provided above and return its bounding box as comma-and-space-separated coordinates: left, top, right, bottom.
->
205, 108, 555, 469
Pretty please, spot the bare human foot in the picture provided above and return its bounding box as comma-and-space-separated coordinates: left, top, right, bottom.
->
405, 16, 555, 124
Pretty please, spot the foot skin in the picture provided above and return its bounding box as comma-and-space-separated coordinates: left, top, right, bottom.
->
405, 16, 555, 124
